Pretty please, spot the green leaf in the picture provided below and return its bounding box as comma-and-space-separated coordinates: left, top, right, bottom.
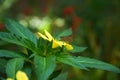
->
56, 28, 72, 39
70, 45, 87, 53
0, 32, 36, 52
76, 56, 120, 73
4, 18, 37, 46
34, 55, 56, 80
6, 58, 24, 79
48, 69, 62, 80
53, 72, 68, 80
0, 50, 25, 58
58, 55, 120, 73
0, 40, 8, 46
57, 55, 87, 70
23, 65, 32, 79
0, 58, 7, 73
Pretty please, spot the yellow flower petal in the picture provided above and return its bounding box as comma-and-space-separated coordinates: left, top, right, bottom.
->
60, 41, 66, 46
52, 39, 73, 50
44, 30, 53, 41
65, 43, 73, 50
16, 71, 29, 80
6, 78, 13, 80
52, 39, 62, 48
37, 32, 48, 40
37, 30, 73, 50
57, 41, 73, 50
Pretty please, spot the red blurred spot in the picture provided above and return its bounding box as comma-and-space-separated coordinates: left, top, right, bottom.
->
71, 17, 82, 32
63, 6, 74, 17
22, 7, 32, 16
0, 22, 5, 31
63, 6, 82, 34
73, 17, 82, 24
42, 6, 48, 14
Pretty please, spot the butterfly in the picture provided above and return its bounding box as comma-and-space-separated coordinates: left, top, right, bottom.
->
60, 35, 73, 43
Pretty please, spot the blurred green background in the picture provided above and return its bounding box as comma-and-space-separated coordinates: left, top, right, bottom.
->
0, 0, 120, 80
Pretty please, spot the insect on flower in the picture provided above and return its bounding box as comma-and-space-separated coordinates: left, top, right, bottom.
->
37, 30, 73, 50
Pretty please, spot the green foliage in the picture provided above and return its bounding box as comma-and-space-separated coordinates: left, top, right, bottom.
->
0, 19, 119, 80
34, 55, 56, 80
53, 72, 68, 80
4, 19, 37, 46
57, 54, 87, 70
0, 50, 26, 58
58, 54, 120, 73
0, 32, 36, 52
6, 58, 24, 79
0, 58, 7, 73
75, 56, 120, 73
48, 69, 62, 80
70, 45, 87, 53
23, 65, 32, 79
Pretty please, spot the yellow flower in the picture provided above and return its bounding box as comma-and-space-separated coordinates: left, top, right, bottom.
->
6, 71, 29, 80
37, 30, 53, 41
16, 71, 29, 80
52, 40, 73, 50
37, 30, 73, 50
